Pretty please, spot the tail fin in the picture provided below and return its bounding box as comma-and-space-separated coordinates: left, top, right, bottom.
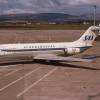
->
77, 26, 100, 46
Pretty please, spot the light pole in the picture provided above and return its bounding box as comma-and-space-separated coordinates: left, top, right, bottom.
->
93, 5, 97, 26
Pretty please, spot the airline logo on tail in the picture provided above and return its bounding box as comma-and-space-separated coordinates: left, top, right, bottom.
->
84, 35, 94, 41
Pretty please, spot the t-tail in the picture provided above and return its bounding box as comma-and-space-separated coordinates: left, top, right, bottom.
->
75, 26, 100, 47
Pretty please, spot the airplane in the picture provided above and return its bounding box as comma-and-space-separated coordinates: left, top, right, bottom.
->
0, 26, 100, 63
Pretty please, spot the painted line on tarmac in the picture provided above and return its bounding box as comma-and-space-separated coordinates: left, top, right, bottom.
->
17, 67, 57, 97
4, 68, 23, 77
0, 67, 41, 92
0, 66, 12, 68
0, 64, 22, 71
0, 64, 22, 68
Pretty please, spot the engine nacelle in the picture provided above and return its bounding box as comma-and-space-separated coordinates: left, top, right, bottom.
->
64, 48, 81, 55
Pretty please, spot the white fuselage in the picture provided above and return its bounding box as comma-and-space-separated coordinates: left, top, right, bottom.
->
0, 41, 89, 56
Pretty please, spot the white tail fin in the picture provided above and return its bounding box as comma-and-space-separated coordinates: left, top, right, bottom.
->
77, 26, 100, 46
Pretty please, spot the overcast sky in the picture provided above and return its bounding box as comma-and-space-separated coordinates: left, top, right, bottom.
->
0, 0, 99, 15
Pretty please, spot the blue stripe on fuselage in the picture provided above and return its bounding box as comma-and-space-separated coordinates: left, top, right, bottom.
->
1, 48, 64, 52
0, 46, 92, 52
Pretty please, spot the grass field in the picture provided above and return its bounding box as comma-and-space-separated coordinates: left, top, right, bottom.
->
0, 24, 91, 30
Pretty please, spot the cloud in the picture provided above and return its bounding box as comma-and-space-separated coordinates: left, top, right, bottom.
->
0, 0, 100, 14
0, 0, 8, 3
3, 9, 36, 14
57, 0, 100, 6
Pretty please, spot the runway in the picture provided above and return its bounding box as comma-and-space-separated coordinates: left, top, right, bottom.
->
0, 30, 100, 100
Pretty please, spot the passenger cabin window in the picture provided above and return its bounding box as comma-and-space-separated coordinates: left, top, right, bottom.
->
24, 45, 55, 49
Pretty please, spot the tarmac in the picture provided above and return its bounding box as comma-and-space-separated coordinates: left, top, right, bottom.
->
0, 30, 100, 100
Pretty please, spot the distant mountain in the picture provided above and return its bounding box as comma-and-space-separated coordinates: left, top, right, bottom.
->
0, 13, 83, 23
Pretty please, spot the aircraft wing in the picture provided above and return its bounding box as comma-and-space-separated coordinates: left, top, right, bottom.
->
34, 54, 93, 62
